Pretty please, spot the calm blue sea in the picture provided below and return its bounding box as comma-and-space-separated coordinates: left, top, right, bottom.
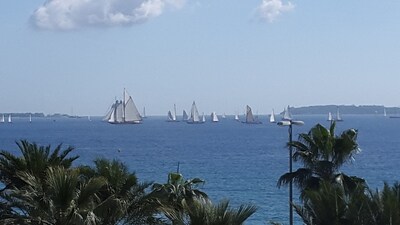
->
0, 115, 399, 225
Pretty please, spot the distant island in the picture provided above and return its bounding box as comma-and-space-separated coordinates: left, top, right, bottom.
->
0, 113, 83, 118
288, 105, 399, 115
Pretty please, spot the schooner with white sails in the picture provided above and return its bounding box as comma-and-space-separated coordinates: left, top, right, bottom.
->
104, 89, 142, 124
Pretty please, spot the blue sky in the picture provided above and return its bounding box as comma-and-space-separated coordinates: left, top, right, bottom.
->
1, 0, 400, 116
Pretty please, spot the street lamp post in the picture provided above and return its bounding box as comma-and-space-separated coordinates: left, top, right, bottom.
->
277, 119, 304, 225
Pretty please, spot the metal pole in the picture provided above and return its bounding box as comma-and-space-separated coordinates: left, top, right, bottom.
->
289, 123, 293, 225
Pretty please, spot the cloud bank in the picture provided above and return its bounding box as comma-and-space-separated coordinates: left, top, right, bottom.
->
32, 0, 185, 30
257, 0, 294, 23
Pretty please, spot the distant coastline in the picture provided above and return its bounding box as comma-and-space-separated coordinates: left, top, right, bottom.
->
288, 105, 398, 115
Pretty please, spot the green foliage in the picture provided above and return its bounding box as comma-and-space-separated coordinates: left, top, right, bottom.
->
278, 122, 363, 198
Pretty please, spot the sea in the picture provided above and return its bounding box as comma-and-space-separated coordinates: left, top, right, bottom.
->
0, 115, 399, 225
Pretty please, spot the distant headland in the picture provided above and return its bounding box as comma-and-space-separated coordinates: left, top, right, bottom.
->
288, 105, 398, 115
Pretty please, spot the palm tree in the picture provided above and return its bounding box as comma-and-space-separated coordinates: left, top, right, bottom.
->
149, 172, 209, 225
3, 166, 107, 225
278, 122, 363, 197
0, 140, 78, 192
79, 158, 163, 225
368, 182, 400, 225
183, 199, 257, 225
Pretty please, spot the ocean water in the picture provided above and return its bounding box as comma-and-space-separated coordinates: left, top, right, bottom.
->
0, 115, 399, 225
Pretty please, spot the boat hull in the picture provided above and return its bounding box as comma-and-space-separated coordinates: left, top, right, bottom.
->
108, 121, 142, 124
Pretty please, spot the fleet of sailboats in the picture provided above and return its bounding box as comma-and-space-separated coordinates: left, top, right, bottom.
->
104, 89, 142, 124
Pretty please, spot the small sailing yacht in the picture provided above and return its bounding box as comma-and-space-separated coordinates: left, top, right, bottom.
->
243, 105, 261, 124
327, 112, 333, 121
167, 104, 179, 122
8, 114, 12, 123
202, 113, 206, 123
142, 107, 147, 118
282, 105, 292, 121
269, 109, 276, 123
222, 113, 226, 119
29, 114, 32, 123
0, 115, 4, 123
182, 110, 189, 121
336, 107, 343, 121
211, 112, 219, 122
234, 113, 240, 121
187, 101, 204, 124
384, 108, 387, 117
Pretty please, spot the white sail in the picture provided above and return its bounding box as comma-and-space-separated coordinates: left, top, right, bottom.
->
211, 112, 219, 122
173, 104, 177, 121
202, 113, 206, 122
328, 112, 333, 121
8, 114, 12, 123
187, 101, 202, 123
0, 115, 4, 123
384, 108, 387, 117
29, 114, 32, 123
222, 113, 226, 119
183, 110, 189, 121
234, 114, 239, 121
107, 103, 117, 123
116, 101, 124, 122
103, 104, 114, 121
283, 105, 292, 120
167, 111, 174, 121
124, 97, 142, 123
142, 107, 147, 118
270, 109, 276, 123
336, 107, 343, 121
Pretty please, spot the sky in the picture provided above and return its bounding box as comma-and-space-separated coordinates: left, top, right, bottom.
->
1, 0, 400, 116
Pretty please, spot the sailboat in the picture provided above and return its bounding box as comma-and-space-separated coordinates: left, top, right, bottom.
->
202, 113, 206, 123
336, 107, 343, 121
29, 114, 32, 123
384, 108, 387, 117
282, 105, 292, 121
8, 114, 12, 123
211, 112, 219, 122
0, 115, 4, 123
182, 110, 189, 121
142, 107, 147, 118
327, 112, 333, 121
243, 105, 261, 124
222, 113, 226, 119
167, 104, 179, 122
269, 109, 276, 123
104, 89, 142, 124
234, 113, 240, 121
187, 101, 204, 124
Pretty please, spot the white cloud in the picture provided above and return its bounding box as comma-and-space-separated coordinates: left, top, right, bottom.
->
257, 0, 294, 23
31, 0, 185, 30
